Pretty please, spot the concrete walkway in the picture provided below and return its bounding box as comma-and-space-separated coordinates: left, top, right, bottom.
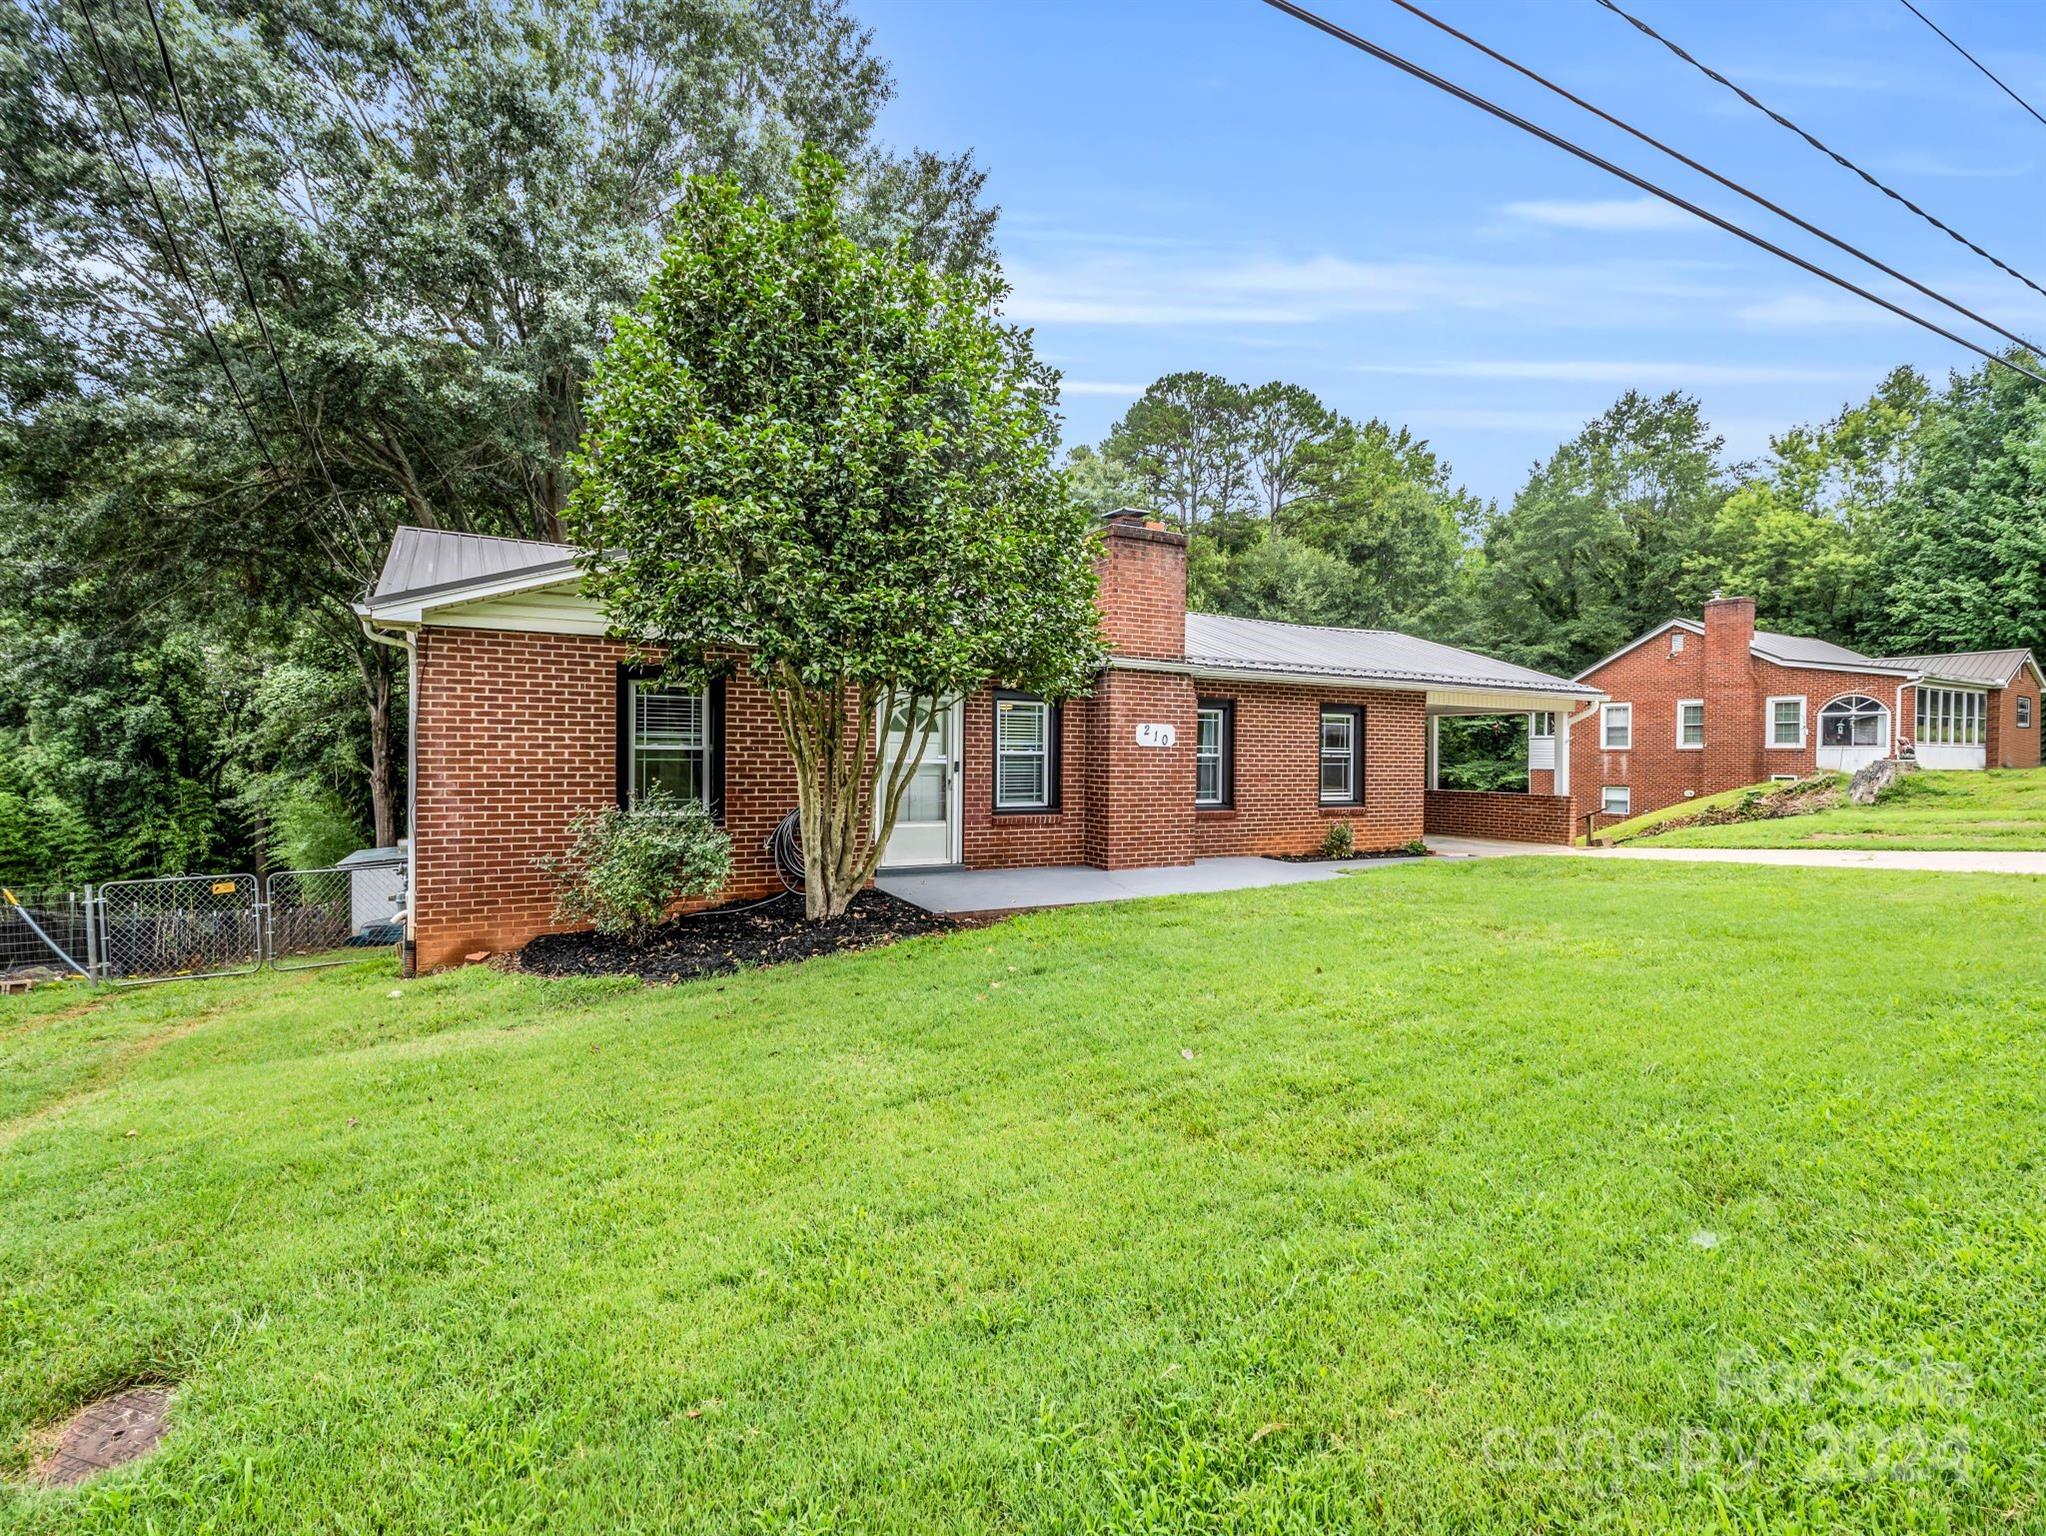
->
1427, 834, 2046, 876
877, 854, 1417, 915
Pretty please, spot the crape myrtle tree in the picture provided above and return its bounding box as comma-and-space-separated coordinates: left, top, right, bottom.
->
570, 151, 1103, 919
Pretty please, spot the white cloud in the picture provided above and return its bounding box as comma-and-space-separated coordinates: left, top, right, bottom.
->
1057, 380, 1148, 397
1501, 197, 1693, 232
1353, 359, 1868, 385
1003, 246, 1733, 330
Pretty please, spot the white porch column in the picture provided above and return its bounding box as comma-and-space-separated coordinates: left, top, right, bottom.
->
1427, 714, 1440, 791
1553, 707, 1571, 798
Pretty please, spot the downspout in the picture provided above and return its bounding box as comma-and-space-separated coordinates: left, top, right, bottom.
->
359, 614, 419, 978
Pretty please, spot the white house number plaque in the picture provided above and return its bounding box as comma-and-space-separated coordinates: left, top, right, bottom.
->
1134, 723, 1177, 748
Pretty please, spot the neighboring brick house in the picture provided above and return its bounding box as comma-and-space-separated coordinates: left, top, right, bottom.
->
1551, 595, 2042, 827
358, 513, 1598, 970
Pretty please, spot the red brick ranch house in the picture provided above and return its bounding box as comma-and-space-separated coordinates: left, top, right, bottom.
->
1541, 594, 2042, 826
358, 512, 1599, 971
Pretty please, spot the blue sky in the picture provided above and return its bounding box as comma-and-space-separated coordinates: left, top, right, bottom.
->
861, 0, 2046, 504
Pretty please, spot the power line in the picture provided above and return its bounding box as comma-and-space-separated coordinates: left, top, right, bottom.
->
1595, 0, 2046, 306
66, 0, 283, 484
1254, 0, 2046, 388
137, 0, 377, 577
1387, 0, 2041, 357
1898, 0, 2046, 132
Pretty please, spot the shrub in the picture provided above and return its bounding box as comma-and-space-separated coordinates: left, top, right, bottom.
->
537, 791, 732, 939
1402, 838, 1429, 857
1320, 821, 1355, 859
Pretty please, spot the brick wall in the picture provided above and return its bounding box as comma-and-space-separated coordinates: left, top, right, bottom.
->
957, 676, 1429, 866
959, 690, 1093, 869
1989, 675, 2041, 768
1191, 685, 1427, 856
411, 628, 792, 971
1423, 789, 1575, 844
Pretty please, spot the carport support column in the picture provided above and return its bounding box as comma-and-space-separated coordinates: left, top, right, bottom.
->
1427, 715, 1440, 790
1554, 709, 1571, 799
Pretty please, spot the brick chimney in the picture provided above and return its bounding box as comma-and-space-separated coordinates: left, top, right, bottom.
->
1702, 595, 1757, 788
1094, 508, 1186, 661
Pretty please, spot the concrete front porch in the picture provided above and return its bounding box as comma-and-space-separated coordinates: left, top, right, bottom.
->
877, 854, 1419, 915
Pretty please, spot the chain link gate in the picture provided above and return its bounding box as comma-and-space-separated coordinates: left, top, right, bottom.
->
266, 859, 405, 971
96, 874, 264, 982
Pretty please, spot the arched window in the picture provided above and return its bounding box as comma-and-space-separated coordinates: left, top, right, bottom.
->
1819, 695, 1886, 748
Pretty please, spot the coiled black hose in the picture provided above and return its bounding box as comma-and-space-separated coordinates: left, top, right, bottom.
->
767, 808, 806, 894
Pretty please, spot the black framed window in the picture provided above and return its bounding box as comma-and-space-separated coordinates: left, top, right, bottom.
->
617, 667, 724, 817
993, 691, 1060, 812
1318, 704, 1364, 805
1195, 698, 1234, 808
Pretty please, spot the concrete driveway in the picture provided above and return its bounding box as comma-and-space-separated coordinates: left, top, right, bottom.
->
1427, 835, 2046, 876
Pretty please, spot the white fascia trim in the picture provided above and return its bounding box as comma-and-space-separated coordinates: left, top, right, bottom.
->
1675, 698, 1704, 750
1111, 654, 1602, 705
357, 564, 590, 626
1765, 694, 1808, 749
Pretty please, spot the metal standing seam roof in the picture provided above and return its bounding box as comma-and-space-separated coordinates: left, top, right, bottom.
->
369, 527, 576, 605
1872, 648, 2040, 687
361, 527, 1596, 697
1749, 629, 1913, 671
1182, 612, 1597, 696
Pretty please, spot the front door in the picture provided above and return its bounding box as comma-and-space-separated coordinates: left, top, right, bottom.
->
878, 698, 959, 869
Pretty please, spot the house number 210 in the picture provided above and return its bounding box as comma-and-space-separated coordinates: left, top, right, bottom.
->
1134, 723, 1177, 748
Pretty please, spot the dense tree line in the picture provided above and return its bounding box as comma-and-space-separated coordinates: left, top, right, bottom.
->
0, 0, 991, 887
1076, 358, 2046, 787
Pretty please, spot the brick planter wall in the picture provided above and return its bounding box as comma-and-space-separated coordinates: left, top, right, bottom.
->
1423, 788, 1575, 844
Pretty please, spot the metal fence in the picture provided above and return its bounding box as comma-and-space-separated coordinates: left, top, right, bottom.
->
99, 874, 263, 982
0, 887, 94, 978
267, 860, 405, 970
1, 858, 406, 987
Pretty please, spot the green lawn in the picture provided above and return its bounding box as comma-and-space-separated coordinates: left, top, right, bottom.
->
1633, 767, 2046, 850
4, 860, 2046, 1532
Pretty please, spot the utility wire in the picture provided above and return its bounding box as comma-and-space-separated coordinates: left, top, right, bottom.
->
138, 0, 376, 576
1256, 0, 2046, 387
1595, 0, 2046, 305
1387, 0, 2041, 356
67, 0, 283, 484
1897, 0, 2046, 132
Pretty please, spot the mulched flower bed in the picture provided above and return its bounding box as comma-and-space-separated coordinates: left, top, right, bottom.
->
517, 890, 956, 983
1271, 846, 1428, 864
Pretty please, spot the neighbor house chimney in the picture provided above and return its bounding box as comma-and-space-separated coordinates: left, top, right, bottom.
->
1702, 595, 1757, 788
1094, 508, 1186, 661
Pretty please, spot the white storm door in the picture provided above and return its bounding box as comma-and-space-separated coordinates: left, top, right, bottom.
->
878, 698, 959, 868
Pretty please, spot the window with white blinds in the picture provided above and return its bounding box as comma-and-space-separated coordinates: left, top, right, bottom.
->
994, 696, 1051, 810
630, 682, 710, 807
1915, 687, 1986, 747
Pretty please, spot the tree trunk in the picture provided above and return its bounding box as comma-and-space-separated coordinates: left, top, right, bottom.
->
356, 642, 399, 849
771, 675, 940, 920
